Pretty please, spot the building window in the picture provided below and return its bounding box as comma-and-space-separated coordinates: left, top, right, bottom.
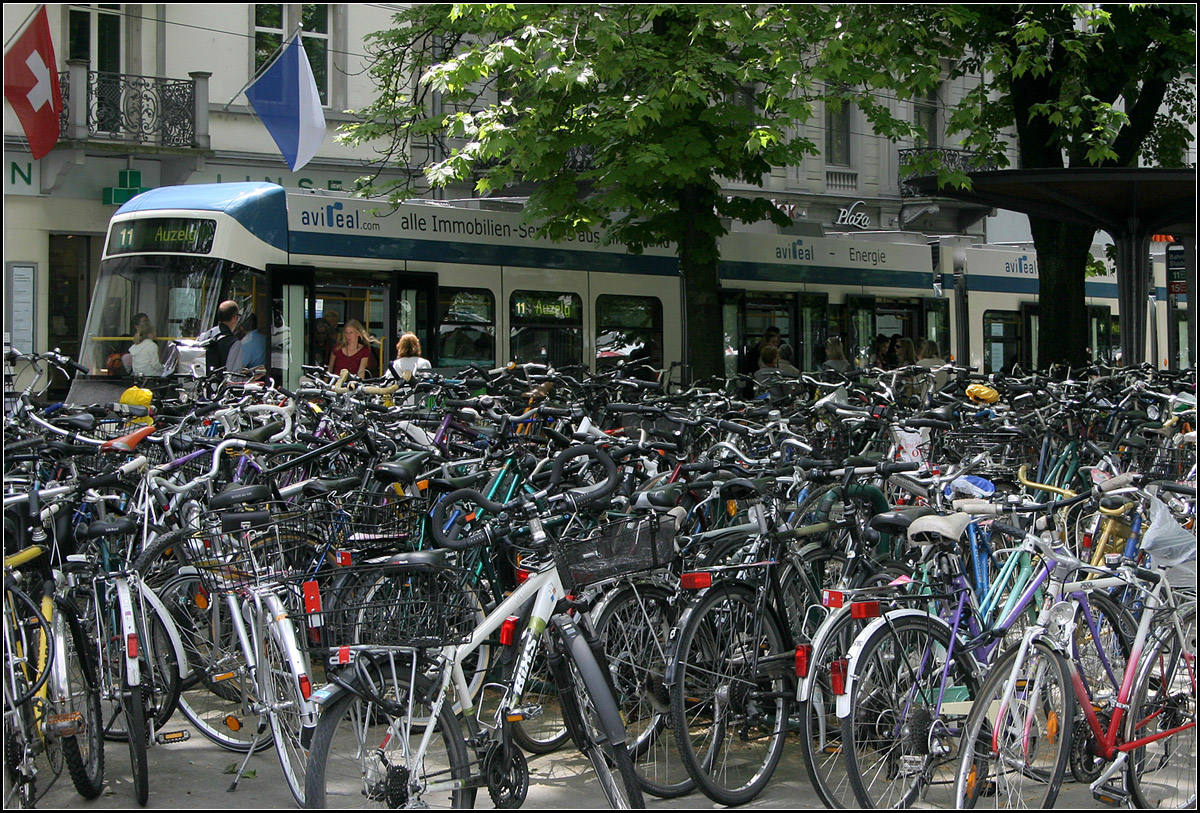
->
69, 4, 122, 132
914, 89, 939, 148
825, 100, 852, 167
254, 4, 329, 105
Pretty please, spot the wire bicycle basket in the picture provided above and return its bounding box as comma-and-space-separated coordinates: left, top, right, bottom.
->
552, 512, 677, 591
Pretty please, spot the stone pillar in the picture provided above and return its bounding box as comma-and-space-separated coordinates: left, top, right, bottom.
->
66, 59, 89, 141
189, 71, 212, 150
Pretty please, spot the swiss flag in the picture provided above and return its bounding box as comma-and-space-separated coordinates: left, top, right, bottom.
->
4, 6, 62, 159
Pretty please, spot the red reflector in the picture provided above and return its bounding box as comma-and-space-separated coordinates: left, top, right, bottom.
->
681, 572, 712, 590
795, 644, 813, 678
303, 580, 322, 614
298, 674, 312, 700
822, 590, 844, 608
499, 616, 520, 647
830, 658, 849, 695
850, 601, 881, 619
127, 633, 139, 659
337, 550, 353, 566
515, 568, 533, 584
1081, 532, 1093, 550
338, 645, 350, 665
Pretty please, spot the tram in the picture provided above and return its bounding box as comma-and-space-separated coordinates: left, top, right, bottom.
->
76, 182, 1158, 392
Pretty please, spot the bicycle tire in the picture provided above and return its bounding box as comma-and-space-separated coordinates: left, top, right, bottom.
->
56, 604, 105, 799
1124, 605, 1196, 810
592, 581, 694, 798
124, 674, 150, 806
303, 662, 475, 809
668, 582, 790, 806
841, 613, 981, 809
796, 608, 874, 809
550, 613, 646, 809
954, 639, 1073, 810
264, 627, 311, 807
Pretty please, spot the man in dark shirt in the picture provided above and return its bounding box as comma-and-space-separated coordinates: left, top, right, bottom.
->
205, 300, 242, 372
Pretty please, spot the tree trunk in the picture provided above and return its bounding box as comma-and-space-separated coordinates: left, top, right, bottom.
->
677, 183, 724, 383
1028, 215, 1096, 367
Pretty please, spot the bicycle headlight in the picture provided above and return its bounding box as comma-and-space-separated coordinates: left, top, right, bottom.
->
1047, 600, 1075, 629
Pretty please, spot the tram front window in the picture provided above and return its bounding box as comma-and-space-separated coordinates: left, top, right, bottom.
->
79, 255, 263, 376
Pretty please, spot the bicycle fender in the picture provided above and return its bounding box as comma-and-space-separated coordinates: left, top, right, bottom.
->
116, 579, 141, 686
137, 579, 191, 681
834, 609, 960, 721
795, 604, 852, 702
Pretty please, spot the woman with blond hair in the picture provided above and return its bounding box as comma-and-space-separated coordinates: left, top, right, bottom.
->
328, 318, 372, 378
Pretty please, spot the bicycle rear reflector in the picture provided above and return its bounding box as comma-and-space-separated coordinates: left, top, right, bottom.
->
795, 644, 813, 678
681, 572, 712, 590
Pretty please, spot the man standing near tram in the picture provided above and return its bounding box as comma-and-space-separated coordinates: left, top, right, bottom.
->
204, 300, 243, 372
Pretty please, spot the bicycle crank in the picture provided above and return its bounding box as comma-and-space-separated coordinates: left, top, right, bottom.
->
483, 741, 529, 809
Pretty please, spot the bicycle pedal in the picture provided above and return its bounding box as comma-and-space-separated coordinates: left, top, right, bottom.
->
1093, 783, 1128, 806
156, 730, 191, 745
507, 704, 542, 723
46, 712, 83, 737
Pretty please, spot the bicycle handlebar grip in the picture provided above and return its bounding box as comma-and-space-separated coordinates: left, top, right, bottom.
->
952, 499, 1003, 515
713, 419, 751, 436
1098, 471, 1138, 493
905, 418, 954, 431
877, 461, 923, 476
429, 488, 508, 551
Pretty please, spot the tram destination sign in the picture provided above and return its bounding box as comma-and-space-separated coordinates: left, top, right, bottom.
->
108, 217, 217, 256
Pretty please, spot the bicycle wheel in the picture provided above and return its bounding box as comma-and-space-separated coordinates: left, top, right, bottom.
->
592, 582, 694, 798
955, 639, 1073, 809
796, 608, 873, 809
842, 613, 980, 809
124, 672, 150, 806
55, 605, 104, 799
303, 662, 474, 809
550, 614, 646, 809
155, 573, 267, 753
1125, 606, 1196, 809
264, 627, 312, 807
668, 582, 790, 806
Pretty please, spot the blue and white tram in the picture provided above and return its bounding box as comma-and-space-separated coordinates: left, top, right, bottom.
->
78, 181, 1145, 390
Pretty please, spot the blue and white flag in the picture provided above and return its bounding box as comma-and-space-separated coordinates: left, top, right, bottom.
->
245, 31, 326, 171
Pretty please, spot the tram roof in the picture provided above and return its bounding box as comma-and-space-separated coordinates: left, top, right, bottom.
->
116, 183, 289, 250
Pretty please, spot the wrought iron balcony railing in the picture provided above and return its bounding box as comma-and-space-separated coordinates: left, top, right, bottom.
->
57, 63, 210, 149
898, 147, 1000, 197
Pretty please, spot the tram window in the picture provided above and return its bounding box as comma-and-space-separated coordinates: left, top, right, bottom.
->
436, 286, 495, 369
510, 290, 583, 368
595, 295, 663, 373
983, 310, 1021, 374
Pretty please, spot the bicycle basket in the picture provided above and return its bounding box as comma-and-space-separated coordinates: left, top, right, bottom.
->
182, 501, 325, 591
297, 559, 478, 655
310, 490, 422, 551
553, 513, 677, 590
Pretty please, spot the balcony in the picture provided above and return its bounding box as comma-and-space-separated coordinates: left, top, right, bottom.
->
57, 61, 211, 150
898, 147, 1000, 198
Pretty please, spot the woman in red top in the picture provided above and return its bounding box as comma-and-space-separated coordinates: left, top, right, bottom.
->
328, 318, 373, 378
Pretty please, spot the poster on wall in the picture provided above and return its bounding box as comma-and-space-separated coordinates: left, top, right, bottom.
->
6, 263, 36, 353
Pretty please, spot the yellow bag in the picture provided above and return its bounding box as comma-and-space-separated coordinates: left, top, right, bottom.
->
966, 383, 1000, 405
119, 385, 154, 424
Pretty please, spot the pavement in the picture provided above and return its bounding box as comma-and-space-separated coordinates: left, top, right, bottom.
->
34, 715, 1133, 811
38, 715, 823, 810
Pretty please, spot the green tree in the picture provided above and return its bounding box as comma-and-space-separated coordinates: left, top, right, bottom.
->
341, 4, 926, 381
838, 4, 1196, 367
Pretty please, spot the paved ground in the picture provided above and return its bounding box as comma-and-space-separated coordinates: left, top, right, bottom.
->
34, 716, 1137, 810
38, 715, 822, 810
